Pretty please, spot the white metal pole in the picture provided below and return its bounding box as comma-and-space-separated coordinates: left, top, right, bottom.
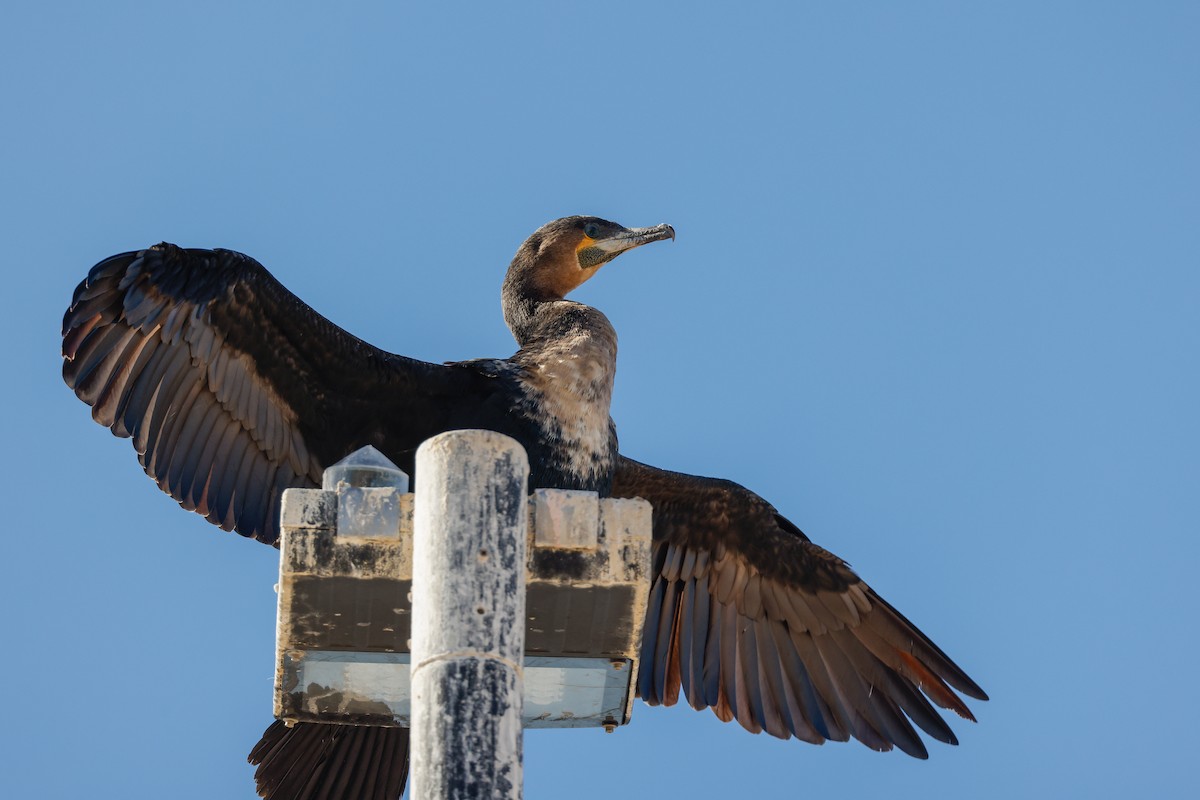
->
411, 430, 529, 800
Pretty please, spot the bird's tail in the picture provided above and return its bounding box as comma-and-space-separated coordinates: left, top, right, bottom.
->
248, 720, 409, 800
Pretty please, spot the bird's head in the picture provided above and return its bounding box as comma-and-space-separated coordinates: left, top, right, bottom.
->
503, 216, 675, 303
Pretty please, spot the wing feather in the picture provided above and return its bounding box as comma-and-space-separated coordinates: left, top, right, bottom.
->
702, 585, 723, 709
789, 628, 854, 741
766, 620, 827, 742
185, 399, 233, 510
72, 325, 139, 406
752, 618, 791, 739
124, 342, 174, 451
734, 613, 764, 735
213, 427, 253, 530
166, 384, 214, 501
95, 329, 156, 432
688, 568, 711, 705
248, 719, 408, 800
140, 345, 193, 463
613, 455, 985, 757
652, 568, 680, 702
63, 243, 479, 544
678, 574, 698, 705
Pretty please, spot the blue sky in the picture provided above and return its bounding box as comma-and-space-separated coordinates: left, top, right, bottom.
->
3, 2, 1197, 798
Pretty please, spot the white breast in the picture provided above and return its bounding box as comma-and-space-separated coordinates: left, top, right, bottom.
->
523, 327, 617, 479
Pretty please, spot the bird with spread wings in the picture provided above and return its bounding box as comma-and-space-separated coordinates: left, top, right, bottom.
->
62, 216, 986, 800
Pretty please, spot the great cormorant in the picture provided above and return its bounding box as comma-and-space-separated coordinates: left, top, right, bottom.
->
62, 215, 987, 800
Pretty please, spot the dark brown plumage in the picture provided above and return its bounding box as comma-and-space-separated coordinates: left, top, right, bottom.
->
249, 720, 408, 800
61, 215, 986, 800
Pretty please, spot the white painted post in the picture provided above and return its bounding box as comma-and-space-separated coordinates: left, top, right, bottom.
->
411, 430, 530, 800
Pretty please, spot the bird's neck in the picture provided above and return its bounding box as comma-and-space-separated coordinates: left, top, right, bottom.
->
503, 286, 608, 346
502, 293, 542, 348
506, 297, 617, 366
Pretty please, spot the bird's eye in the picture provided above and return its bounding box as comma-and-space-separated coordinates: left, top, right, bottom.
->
583, 223, 601, 239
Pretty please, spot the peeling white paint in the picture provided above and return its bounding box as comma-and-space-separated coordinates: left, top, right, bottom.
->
412, 431, 530, 800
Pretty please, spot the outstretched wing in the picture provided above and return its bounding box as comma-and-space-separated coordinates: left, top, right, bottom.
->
612, 456, 987, 758
62, 244, 479, 544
